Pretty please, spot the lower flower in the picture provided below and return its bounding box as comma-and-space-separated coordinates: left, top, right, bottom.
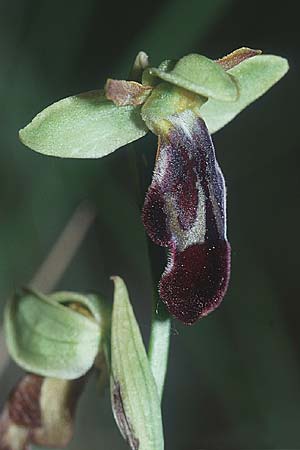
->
0, 373, 88, 450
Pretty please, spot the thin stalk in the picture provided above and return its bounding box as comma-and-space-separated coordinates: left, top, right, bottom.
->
147, 241, 171, 401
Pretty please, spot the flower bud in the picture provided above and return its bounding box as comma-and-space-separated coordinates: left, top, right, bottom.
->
4, 289, 109, 379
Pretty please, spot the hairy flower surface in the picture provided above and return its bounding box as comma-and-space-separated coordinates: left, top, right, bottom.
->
142, 110, 230, 324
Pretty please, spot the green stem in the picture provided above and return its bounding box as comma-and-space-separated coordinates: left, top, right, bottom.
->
147, 241, 171, 401
148, 307, 171, 401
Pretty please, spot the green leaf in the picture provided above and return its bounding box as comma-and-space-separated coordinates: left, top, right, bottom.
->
199, 54, 289, 134
110, 276, 164, 450
4, 289, 106, 379
149, 54, 238, 101
19, 90, 148, 158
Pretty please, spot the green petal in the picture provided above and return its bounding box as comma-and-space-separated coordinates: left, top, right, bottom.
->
19, 90, 148, 158
199, 54, 289, 134
4, 289, 105, 379
110, 277, 164, 450
149, 54, 238, 101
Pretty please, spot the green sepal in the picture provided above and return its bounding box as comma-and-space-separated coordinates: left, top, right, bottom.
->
149, 53, 238, 101
110, 277, 164, 450
199, 54, 289, 134
19, 90, 148, 159
4, 289, 107, 379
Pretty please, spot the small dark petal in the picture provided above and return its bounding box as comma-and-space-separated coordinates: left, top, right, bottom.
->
0, 374, 42, 450
142, 110, 231, 323
8, 375, 43, 428
0, 373, 88, 450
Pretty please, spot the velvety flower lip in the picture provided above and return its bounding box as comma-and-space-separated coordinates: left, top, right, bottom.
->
142, 110, 231, 324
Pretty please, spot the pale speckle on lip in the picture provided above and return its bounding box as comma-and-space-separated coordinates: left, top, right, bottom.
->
165, 182, 206, 252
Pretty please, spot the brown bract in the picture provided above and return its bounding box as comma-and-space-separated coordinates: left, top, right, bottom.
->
105, 79, 152, 106
216, 47, 262, 70
111, 381, 139, 450
0, 374, 88, 450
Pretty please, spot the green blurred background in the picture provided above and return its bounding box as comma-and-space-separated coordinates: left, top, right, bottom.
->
0, 0, 299, 448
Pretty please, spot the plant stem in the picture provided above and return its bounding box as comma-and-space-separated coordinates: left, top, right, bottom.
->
147, 241, 171, 401
132, 143, 171, 402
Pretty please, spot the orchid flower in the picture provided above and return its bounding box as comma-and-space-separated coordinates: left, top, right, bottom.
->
1, 283, 164, 450
1, 289, 109, 450
19, 48, 288, 324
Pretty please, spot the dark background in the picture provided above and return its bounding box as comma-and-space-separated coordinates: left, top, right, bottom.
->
0, 0, 299, 448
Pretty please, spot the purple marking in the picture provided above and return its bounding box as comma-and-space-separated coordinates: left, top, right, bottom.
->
160, 241, 231, 325
142, 111, 231, 324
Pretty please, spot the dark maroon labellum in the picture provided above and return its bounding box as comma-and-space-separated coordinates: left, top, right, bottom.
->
142, 110, 231, 324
